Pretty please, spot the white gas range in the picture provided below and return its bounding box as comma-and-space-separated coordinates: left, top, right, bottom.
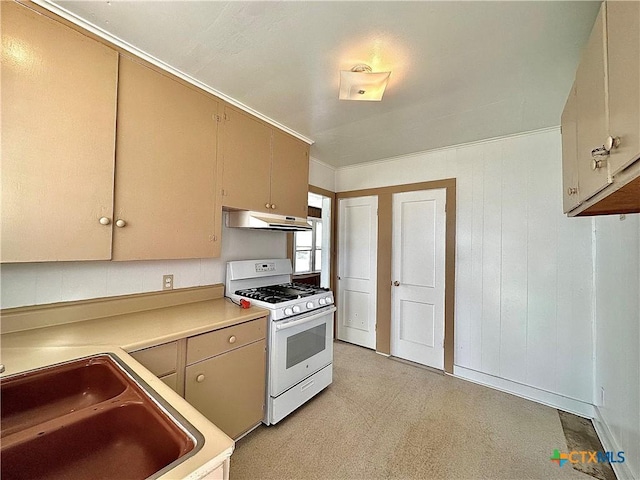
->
225, 259, 336, 425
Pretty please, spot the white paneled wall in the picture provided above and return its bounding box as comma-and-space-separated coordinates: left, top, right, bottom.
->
309, 157, 336, 192
336, 128, 594, 411
0, 213, 287, 309
593, 213, 640, 480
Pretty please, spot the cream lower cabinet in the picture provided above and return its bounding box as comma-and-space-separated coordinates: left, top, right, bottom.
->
185, 318, 267, 440
130, 340, 183, 395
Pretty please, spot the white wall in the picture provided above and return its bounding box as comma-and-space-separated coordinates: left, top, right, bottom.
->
593, 213, 640, 479
309, 157, 336, 192
0, 213, 287, 309
336, 128, 595, 414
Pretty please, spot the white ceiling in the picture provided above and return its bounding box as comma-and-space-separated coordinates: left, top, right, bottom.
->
51, 1, 601, 167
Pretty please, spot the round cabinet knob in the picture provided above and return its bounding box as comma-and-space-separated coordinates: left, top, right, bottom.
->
326, 297, 334, 304
115, 219, 127, 228
265, 203, 271, 209
319, 298, 326, 305
306, 301, 314, 309
228, 335, 237, 344
292, 305, 301, 313
591, 158, 605, 171
393, 281, 400, 286
605, 135, 621, 151
271, 204, 277, 210
99, 217, 111, 226
196, 374, 205, 383
284, 307, 293, 316
567, 187, 578, 196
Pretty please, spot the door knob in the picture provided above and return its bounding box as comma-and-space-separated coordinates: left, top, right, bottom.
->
393, 281, 400, 286
196, 374, 205, 383
115, 219, 127, 228
99, 217, 111, 225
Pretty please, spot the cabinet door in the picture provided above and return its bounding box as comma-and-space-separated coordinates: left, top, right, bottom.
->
1, 2, 117, 262
185, 340, 266, 440
575, 4, 611, 202
607, 1, 640, 175
220, 107, 271, 212
561, 82, 581, 212
270, 130, 310, 218
114, 56, 221, 260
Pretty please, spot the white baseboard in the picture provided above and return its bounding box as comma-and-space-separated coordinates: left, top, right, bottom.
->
452, 365, 595, 418
592, 406, 636, 480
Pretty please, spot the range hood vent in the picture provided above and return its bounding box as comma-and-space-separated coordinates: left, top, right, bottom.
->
226, 211, 311, 232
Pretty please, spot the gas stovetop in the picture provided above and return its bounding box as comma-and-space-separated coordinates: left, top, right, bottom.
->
235, 283, 330, 304
226, 259, 335, 320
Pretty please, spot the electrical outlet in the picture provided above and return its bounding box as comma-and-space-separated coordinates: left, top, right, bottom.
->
163, 274, 174, 290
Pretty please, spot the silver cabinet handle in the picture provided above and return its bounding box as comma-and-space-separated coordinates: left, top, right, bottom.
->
567, 187, 578, 196
99, 217, 111, 226
115, 219, 127, 228
605, 135, 620, 151
196, 374, 205, 383
592, 158, 606, 170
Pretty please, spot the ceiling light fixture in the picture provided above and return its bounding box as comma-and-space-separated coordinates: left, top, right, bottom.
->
339, 64, 391, 101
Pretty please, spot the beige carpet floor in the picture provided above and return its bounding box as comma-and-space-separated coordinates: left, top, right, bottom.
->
230, 341, 593, 480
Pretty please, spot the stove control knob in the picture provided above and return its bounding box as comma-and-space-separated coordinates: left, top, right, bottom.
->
319, 298, 326, 305
326, 297, 334, 304
284, 307, 293, 316
292, 305, 301, 314
306, 301, 314, 309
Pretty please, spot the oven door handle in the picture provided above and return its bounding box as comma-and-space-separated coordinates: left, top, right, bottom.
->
275, 306, 336, 331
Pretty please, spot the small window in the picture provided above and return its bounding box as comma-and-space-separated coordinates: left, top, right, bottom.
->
294, 218, 322, 274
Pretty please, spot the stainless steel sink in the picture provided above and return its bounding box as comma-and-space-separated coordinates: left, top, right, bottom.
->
1, 354, 203, 480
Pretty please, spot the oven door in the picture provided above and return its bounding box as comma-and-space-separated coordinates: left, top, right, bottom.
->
270, 306, 336, 396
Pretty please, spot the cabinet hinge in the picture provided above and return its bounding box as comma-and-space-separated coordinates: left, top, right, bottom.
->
224, 113, 229, 121
214, 114, 221, 122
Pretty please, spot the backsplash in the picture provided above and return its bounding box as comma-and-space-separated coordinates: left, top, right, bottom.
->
0, 214, 286, 309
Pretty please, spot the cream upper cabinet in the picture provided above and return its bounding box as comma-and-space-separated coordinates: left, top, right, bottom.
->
561, 82, 580, 213
113, 56, 221, 260
561, 1, 640, 216
1, 1, 118, 262
221, 105, 310, 217
270, 129, 310, 218
606, 1, 640, 175
220, 106, 272, 212
574, 3, 611, 203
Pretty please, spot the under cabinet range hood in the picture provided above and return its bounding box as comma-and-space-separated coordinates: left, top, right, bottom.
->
226, 211, 312, 232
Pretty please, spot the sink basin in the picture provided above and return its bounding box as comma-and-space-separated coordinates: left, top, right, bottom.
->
1, 359, 127, 437
0, 355, 202, 480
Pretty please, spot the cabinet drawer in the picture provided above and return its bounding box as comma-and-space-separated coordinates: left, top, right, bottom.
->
187, 317, 266, 365
130, 341, 178, 377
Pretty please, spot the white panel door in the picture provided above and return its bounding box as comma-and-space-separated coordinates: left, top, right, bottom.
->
391, 189, 446, 369
337, 196, 378, 349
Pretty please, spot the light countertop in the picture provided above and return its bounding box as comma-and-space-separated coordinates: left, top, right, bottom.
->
0, 296, 269, 480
